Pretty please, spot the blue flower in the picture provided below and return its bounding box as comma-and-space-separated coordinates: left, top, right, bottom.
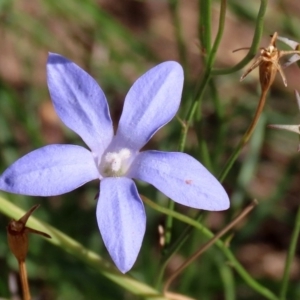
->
0, 53, 229, 273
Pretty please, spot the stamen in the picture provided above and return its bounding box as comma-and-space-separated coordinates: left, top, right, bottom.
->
105, 152, 122, 172
101, 148, 132, 177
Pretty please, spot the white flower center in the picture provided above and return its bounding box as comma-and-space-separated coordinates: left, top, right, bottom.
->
100, 148, 132, 177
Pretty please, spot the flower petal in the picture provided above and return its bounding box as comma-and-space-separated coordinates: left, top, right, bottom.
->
115, 61, 184, 151
0, 145, 98, 196
282, 54, 300, 68
277, 36, 299, 50
267, 124, 300, 134
295, 90, 300, 110
47, 53, 113, 154
97, 177, 146, 273
129, 151, 230, 211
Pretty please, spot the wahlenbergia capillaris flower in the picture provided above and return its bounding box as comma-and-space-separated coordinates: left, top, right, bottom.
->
0, 53, 229, 273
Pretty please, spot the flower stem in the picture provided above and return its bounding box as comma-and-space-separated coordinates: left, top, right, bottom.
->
279, 206, 300, 300
219, 262, 235, 300
165, 0, 226, 252
154, 213, 203, 289
163, 200, 256, 294
198, 0, 212, 57
142, 195, 278, 300
164, 0, 190, 252
164, 200, 175, 249
212, 0, 268, 76
19, 260, 31, 300
218, 87, 269, 182
162, 0, 226, 286
168, 0, 188, 75
0, 196, 168, 300
179, 0, 227, 153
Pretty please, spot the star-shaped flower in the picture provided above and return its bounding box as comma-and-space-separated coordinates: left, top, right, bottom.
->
0, 53, 229, 273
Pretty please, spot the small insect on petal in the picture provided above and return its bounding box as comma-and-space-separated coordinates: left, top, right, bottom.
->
185, 179, 193, 185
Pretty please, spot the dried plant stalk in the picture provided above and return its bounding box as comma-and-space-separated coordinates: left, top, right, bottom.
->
7, 204, 51, 300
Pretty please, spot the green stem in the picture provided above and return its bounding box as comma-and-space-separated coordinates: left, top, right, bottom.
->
179, 0, 227, 152
219, 261, 235, 300
212, 0, 268, 76
164, 0, 188, 251
0, 196, 167, 300
164, 0, 225, 254
163, 201, 256, 294
155, 213, 202, 289
218, 87, 268, 182
198, 0, 212, 57
279, 206, 300, 300
168, 0, 188, 74
142, 195, 278, 300
161, 0, 227, 288
209, 80, 226, 168
164, 200, 175, 248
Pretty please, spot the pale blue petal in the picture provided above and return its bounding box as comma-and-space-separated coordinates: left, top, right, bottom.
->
0, 145, 99, 196
47, 53, 113, 155
128, 151, 230, 211
115, 61, 184, 151
277, 36, 299, 49
283, 54, 300, 68
96, 177, 146, 273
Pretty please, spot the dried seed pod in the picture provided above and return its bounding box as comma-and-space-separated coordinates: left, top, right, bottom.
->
235, 32, 300, 90
6, 205, 51, 300
7, 205, 51, 261
7, 219, 29, 262
7, 205, 39, 262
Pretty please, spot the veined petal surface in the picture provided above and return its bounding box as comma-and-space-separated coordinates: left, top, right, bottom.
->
129, 151, 230, 211
97, 177, 146, 273
0, 145, 98, 196
115, 61, 184, 151
47, 53, 113, 154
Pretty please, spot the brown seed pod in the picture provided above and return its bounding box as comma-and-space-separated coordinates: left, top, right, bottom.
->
7, 204, 51, 262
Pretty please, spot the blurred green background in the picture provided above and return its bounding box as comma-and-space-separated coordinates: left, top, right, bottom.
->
1, 0, 300, 299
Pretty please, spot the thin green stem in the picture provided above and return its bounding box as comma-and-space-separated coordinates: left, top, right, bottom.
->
209, 80, 226, 168
141, 196, 278, 300
198, 0, 212, 58
179, 0, 227, 152
230, 114, 266, 210
219, 262, 235, 300
212, 0, 268, 76
0, 197, 168, 300
163, 201, 256, 294
154, 214, 202, 289
161, 0, 226, 288
164, 200, 175, 249
218, 87, 268, 182
154, 229, 183, 289
164, 0, 225, 256
199, 138, 213, 171
279, 206, 300, 300
164, 0, 188, 251
169, 0, 188, 74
